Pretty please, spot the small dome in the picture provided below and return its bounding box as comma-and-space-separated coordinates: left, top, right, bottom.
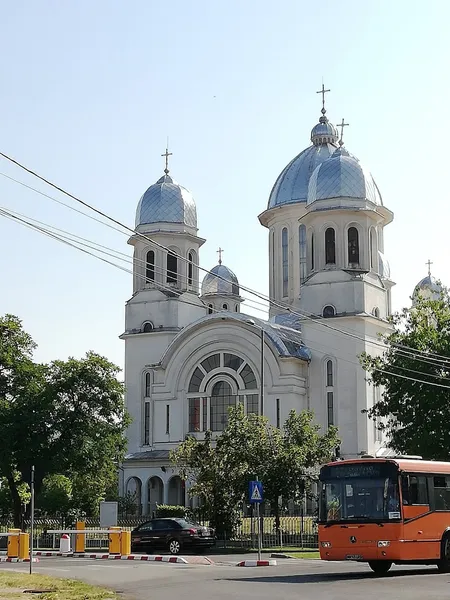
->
201, 264, 240, 296
311, 116, 339, 146
135, 174, 197, 228
307, 147, 383, 206
413, 275, 443, 301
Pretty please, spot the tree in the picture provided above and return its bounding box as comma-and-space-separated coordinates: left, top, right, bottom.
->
39, 475, 72, 516
0, 314, 130, 525
171, 404, 339, 537
361, 289, 450, 460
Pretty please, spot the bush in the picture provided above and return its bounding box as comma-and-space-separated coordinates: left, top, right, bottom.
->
155, 504, 187, 518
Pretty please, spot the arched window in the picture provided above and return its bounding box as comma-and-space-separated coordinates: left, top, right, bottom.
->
369, 228, 376, 270
299, 224, 307, 283
143, 322, 153, 333
235, 305, 239, 312
372, 307, 380, 318
167, 251, 177, 284
348, 227, 359, 265
311, 233, 315, 271
326, 360, 333, 387
208, 304, 213, 315
323, 305, 336, 318
188, 252, 194, 286
146, 250, 155, 282
187, 354, 258, 432
325, 360, 334, 428
282, 227, 288, 296
222, 303, 228, 310
210, 381, 235, 432
325, 228, 336, 265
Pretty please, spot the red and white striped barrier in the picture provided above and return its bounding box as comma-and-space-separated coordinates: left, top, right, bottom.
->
122, 555, 188, 563
0, 557, 39, 563
237, 559, 277, 567
32, 552, 188, 563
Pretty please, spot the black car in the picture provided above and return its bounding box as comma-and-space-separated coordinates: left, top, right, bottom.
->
131, 518, 215, 555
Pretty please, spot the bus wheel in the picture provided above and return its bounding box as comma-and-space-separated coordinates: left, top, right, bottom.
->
368, 560, 392, 574
437, 535, 450, 572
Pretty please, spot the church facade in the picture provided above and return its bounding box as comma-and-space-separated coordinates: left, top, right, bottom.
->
120, 95, 396, 516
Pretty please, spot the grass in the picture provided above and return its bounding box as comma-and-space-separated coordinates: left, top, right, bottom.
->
0, 572, 118, 600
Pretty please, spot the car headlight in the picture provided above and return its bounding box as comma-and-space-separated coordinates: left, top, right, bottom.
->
321, 541, 332, 548
377, 541, 390, 547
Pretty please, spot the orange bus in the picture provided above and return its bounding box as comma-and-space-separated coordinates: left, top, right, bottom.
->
318, 457, 450, 574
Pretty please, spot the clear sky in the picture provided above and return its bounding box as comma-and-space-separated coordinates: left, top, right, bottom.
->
1, 0, 449, 370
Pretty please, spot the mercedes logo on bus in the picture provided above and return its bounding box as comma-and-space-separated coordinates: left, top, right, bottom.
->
350, 536, 357, 544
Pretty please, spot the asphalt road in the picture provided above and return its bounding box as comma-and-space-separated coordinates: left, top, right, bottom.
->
2, 555, 450, 599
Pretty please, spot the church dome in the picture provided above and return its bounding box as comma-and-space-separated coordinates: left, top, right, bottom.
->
267, 114, 339, 209
135, 173, 197, 228
307, 146, 383, 206
201, 264, 240, 297
413, 274, 443, 301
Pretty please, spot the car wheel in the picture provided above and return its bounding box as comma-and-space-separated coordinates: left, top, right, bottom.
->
168, 538, 181, 555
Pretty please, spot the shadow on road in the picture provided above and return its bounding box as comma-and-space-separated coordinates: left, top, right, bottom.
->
222, 567, 440, 584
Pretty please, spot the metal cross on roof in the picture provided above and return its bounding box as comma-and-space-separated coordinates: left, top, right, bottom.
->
337, 118, 349, 146
161, 147, 173, 175
316, 83, 330, 113
426, 259, 433, 276
217, 247, 224, 265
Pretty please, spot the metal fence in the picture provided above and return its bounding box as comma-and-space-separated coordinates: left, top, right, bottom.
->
0, 515, 318, 550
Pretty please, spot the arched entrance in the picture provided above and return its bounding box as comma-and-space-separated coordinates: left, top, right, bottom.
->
125, 476, 142, 516
168, 476, 185, 506
147, 476, 164, 516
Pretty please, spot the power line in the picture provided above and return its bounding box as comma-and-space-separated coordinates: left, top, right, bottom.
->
2, 151, 450, 367
3, 207, 450, 391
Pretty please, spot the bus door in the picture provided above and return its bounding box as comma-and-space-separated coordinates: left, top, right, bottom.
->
401, 473, 436, 558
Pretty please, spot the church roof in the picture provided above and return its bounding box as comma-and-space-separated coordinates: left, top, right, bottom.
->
135, 173, 197, 228
125, 450, 170, 462
307, 146, 383, 206
201, 263, 240, 296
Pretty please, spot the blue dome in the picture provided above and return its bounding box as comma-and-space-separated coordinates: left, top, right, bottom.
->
135, 174, 197, 228
267, 115, 339, 209
413, 275, 443, 299
201, 264, 240, 296
307, 147, 383, 206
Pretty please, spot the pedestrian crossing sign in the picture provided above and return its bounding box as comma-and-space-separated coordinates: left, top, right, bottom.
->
249, 481, 263, 503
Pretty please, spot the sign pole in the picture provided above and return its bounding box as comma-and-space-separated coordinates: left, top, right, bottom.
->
29, 465, 35, 574
256, 500, 261, 561
249, 478, 263, 563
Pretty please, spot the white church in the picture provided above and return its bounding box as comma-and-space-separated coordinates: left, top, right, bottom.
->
119, 92, 436, 516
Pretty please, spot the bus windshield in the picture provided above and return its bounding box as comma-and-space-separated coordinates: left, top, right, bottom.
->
319, 462, 401, 523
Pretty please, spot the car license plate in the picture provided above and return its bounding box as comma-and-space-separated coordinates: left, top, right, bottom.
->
346, 554, 363, 560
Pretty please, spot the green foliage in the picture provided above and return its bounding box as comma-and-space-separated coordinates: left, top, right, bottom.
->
38, 475, 72, 516
361, 287, 450, 460
117, 492, 138, 516
155, 504, 188, 518
171, 404, 339, 537
0, 314, 131, 525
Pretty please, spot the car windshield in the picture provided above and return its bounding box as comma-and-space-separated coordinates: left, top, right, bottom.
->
175, 519, 201, 528
319, 463, 401, 523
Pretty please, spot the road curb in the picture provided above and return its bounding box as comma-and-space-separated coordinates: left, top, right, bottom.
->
270, 553, 292, 559
237, 559, 277, 567
0, 557, 39, 563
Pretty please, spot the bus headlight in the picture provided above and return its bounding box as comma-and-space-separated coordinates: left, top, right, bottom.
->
377, 541, 390, 547
321, 541, 332, 548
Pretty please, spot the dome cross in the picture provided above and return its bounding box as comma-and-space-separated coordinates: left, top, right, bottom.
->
217, 247, 224, 265
337, 118, 349, 146
426, 259, 433, 277
316, 83, 330, 114
161, 146, 173, 175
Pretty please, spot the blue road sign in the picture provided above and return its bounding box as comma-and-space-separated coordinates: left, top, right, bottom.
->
249, 481, 263, 504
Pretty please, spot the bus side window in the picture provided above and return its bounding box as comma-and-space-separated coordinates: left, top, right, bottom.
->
403, 475, 428, 505
434, 476, 450, 510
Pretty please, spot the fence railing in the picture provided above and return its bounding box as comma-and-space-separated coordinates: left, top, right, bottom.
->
0, 515, 318, 550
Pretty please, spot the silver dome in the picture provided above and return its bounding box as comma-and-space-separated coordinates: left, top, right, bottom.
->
311, 116, 339, 146
201, 264, 240, 296
413, 275, 443, 299
135, 174, 197, 228
307, 147, 383, 206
